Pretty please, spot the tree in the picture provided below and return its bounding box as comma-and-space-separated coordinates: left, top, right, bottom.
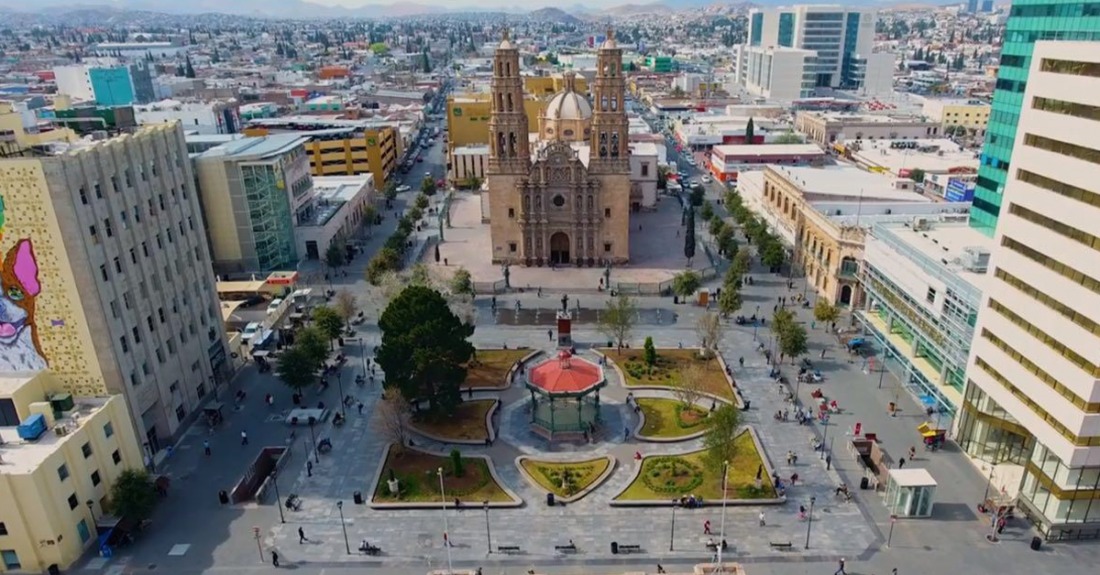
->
325, 242, 346, 268
643, 336, 657, 368
415, 193, 430, 210
408, 206, 423, 221
421, 49, 432, 73
772, 308, 795, 336
333, 289, 358, 328
703, 405, 742, 472
462, 175, 482, 190
689, 185, 705, 207
450, 448, 464, 476
378, 388, 412, 452
450, 267, 473, 296
598, 293, 638, 352
683, 208, 696, 264
732, 247, 752, 277
717, 285, 742, 317
695, 312, 723, 358
773, 131, 803, 144
369, 42, 389, 55
296, 326, 329, 367
184, 54, 195, 78
909, 168, 926, 183
312, 306, 345, 348
700, 202, 715, 222
673, 362, 706, 407
813, 300, 841, 326
744, 117, 755, 144
716, 225, 737, 257
276, 344, 319, 392
383, 182, 399, 201
377, 286, 475, 415
108, 469, 158, 521
760, 240, 787, 270
421, 176, 437, 196
672, 270, 702, 299
778, 322, 809, 364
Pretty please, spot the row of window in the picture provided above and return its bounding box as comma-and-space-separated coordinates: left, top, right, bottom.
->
1032, 96, 1100, 123
988, 299, 1100, 378
1024, 132, 1100, 164
1040, 57, 1100, 79
1008, 203, 1100, 253
1015, 168, 1100, 210
1001, 236, 1100, 295
973, 356, 1100, 447
979, 326, 1100, 414
1010, 3, 1100, 18
995, 267, 1100, 337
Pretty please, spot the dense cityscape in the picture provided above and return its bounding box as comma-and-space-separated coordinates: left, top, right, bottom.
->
0, 1, 1099, 574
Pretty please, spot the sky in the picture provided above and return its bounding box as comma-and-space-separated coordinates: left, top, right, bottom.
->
308, 0, 631, 6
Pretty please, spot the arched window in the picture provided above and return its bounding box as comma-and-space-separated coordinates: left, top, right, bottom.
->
601, 96, 609, 111
611, 97, 618, 111
506, 93, 513, 112
495, 93, 503, 111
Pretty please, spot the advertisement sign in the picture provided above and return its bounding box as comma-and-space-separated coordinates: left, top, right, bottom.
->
945, 178, 975, 202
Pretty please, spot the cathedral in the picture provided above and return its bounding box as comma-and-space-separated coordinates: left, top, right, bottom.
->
485, 28, 633, 267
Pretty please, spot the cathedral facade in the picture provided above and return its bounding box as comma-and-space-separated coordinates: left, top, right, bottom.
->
485, 29, 632, 267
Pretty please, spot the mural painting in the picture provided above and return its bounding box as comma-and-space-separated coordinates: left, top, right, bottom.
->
0, 195, 48, 371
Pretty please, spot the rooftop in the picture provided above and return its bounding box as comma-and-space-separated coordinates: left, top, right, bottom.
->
873, 220, 994, 294
771, 165, 932, 203
299, 175, 372, 227
714, 143, 824, 157
803, 111, 931, 125
846, 138, 979, 175
200, 134, 307, 160
526, 352, 605, 396
0, 396, 113, 474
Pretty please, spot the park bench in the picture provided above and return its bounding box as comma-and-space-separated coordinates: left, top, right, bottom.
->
285, 494, 302, 511
496, 545, 521, 554
617, 544, 641, 554
769, 541, 793, 550
554, 543, 577, 553
705, 541, 728, 552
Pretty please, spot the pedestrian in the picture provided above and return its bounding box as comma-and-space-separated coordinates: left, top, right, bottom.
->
738, 356, 744, 367
835, 558, 847, 575
892, 569, 898, 575
811, 321, 816, 330
624, 426, 630, 439
820, 348, 826, 359
271, 550, 279, 567
203, 439, 211, 456
547, 329, 553, 341
908, 446, 916, 460
758, 511, 766, 527
898, 457, 906, 469
307, 461, 313, 477
704, 519, 712, 534
298, 527, 307, 544
657, 564, 667, 574
241, 430, 249, 445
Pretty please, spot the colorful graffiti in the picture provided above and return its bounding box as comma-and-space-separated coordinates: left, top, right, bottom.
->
0, 194, 48, 372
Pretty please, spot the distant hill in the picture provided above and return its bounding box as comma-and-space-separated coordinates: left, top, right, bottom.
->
528, 7, 582, 24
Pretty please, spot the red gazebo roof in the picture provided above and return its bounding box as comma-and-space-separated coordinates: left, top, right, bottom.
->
527, 353, 604, 396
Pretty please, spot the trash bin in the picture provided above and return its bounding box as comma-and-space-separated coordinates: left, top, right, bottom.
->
859, 477, 870, 490
47, 564, 60, 575
1030, 536, 1042, 551
546, 492, 555, 507
611, 541, 619, 555
218, 490, 229, 505
353, 490, 363, 505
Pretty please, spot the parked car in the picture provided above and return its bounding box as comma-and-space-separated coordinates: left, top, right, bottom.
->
396, 185, 411, 193
701, 176, 713, 184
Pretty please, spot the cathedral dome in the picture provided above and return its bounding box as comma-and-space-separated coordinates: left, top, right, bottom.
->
544, 72, 591, 121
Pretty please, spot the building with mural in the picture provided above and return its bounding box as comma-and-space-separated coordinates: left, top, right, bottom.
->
0, 123, 229, 453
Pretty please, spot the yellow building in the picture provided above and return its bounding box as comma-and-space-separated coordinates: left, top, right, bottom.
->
0, 372, 144, 573
920, 98, 991, 136
243, 120, 399, 187
0, 101, 77, 156
522, 74, 588, 97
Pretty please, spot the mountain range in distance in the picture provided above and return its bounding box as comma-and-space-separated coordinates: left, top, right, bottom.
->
0, 1, 933, 19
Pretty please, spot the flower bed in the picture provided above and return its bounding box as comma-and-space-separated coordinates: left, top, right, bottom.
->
603, 348, 733, 401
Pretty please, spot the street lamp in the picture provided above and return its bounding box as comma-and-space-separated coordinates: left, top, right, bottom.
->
307, 416, 320, 464
336, 369, 347, 418
669, 499, 678, 551
717, 461, 730, 567
804, 496, 816, 549
270, 471, 285, 524
483, 500, 491, 555
437, 467, 454, 574
820, 415, 830, 460
337, 501, 350, 555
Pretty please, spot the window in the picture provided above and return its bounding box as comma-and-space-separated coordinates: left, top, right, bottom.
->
604, 242, 612, 252
1032, 96, 1100, 122
158, 308, 166, 323
113, 257, 122, 274
1008, 203, 1100, 252
1024, 133, 1100, 164
123, 291, 133, 309
81, 442, 93, 458
641, 163, 649, 177
1040, 57, 1100, 78
0, 523, 7, 535
508, 242, 517, 253
604, 208, 611, 218
156, 347, 166, 363
103, 218, 113, 237
79, 186, 88, 204
508, 208, 515, 218
124, 169, 132, 187
133, 205, 142, 223
989, 299, 1100, 377
175, 405, 186, 422
91, 470, 101, 486
1017, 169, 1100, 209
112, 450, 121, 464
1001, 236, 1100, 294
2, 550, 21, 570
119, 210, 129, 229
552, 195, 566, 207
132, 326, 142, 344
103, 421, 114, 438
926, 287, 936, 304
142, 241, 149, 257
57, 463, 69, 481
119, 335, 129, 353
94, 183, 102, 198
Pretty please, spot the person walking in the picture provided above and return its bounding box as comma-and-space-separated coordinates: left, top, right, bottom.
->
306, 461, 313, 477
203, 439, 211, 456
898, 457, 906, 469
835, 558, 847, 575
657, 564, 667, 573
298, 527, 307, 544
908, 446, 916, 460
271, 550, 279, 567
738, 356, 744, 367
704, 519, 712, 535
758, 511, 766, 527
241, 430, 249, 445
358, 402, 364, 415
547, 329, 553, 341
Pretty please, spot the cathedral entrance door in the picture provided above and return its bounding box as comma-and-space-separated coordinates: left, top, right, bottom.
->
549, 232, 570, 265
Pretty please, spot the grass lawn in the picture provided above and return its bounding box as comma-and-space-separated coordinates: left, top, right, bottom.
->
463, 348, 531, 389
372, 448, 514, 503
604, 348, 734, 401
408, 399, 494, 441
519, 457, 613, 499
614, 433, 775, 501
636, 397, 712, 439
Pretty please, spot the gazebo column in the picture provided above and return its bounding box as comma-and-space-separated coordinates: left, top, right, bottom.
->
577, 395, 583, 430
595, 388, 602, 422
530, 390, 537, 423
549, 398, 555, 435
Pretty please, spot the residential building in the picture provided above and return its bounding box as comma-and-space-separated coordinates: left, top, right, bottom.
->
243, 118, 399, 187
734, 45, 817, 102
295, 175, 375, 260
0, 123, 230, 453
133, 99, 241, 135
921, 98, 991, 137
672, 73, 721, 97
795, 111, 941, 146
857, 220, 991, 421
194, 135, 312, 275
956, 41, 1100, 540
969, 0, 1100, 235
0, 372, 144, 573
0, 101, 77, 156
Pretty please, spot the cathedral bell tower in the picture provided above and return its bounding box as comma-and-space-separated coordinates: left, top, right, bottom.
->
488, 29, 530, 174
588, 27, 630, 175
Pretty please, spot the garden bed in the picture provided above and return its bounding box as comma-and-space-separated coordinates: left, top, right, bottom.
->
601, 348, 734, 401
516, 456, 615, 503
612, 432, 776, 503
462, 348, 535, 389
408, 399, 496, 444
370, 445, 520, 507
636, 397, 712, 440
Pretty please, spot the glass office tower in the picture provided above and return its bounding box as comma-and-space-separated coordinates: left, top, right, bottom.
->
969, 1, 1100, 235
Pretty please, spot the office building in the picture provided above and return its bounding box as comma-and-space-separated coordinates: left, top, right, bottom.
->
0, 372, 144, 573
795, 111, 941, 146
194, 135, 313, 274
969, 0, 1100, 235
967, 0, 980, 13
53, 62, 155, 107
921, 98, 991, 137
295, 175, 375, 260
0, 123, 230, 453
134, 99, 241, 136
734, 45, 817, 102
956, 41, 1100, 539
981, 0, 995, 12
746, 4, 887, 90
243, 118, 398, 187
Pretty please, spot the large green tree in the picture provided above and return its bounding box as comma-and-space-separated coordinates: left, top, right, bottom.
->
778, 322, 809, 364
703, 405, 742, 472
109, 469, 158, 521
312, 306, 345, 349
376, 286, 475, 414
295, 326, 329, 366
813, 300, 841, 326
598, 294, 638, 352
276, 344, 319, 392
717, 285, 742, 317
672, 270, 702, 299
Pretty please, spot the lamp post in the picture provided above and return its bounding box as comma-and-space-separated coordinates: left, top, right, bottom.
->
483, 500, 492, 555
337, 501, 350, 555
307, 416, 320, 464
669, 499, 678, 551
437, 467, 454, 574
820, 416, 830, 460
336, 369, 347, 418
717, 461, 729, 566
270, 471, 285, 524
804, 496, 816, 549
981, 467, 995, 503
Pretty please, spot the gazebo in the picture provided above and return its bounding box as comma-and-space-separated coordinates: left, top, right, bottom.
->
525, 350, 606, 441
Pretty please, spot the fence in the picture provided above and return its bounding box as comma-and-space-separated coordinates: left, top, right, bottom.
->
613, 266, 717, 296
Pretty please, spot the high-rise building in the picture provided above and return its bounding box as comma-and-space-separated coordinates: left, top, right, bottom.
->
968, 1, 1100, 235
966, 0, 980, 13
956, 41, 1100, 539
53, 62, 156, 107
0, 123, 230, 453
981, 0, 995, 12
746, 4, 887, 90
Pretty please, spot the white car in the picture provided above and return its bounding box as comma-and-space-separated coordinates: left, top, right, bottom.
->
701, 176, 713, 184
396, 184, 411, 193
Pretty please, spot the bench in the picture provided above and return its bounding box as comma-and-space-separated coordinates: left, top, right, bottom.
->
496, 545, 521, 554
554, 544, 577, 553
617, 544, 641, 554
769, 541, 793, 550
705, 541, 729, 552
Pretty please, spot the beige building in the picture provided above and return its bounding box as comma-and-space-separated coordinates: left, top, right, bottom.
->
0, 372, 145, 573
795, 111, 942, 146
0, 124, 230, 454
485, 30, 633, 266
0, 101, 77, 156
920, 98, 991, 136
